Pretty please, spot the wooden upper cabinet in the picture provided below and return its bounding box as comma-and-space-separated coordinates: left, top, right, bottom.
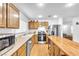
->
34, 20, 38, 29
0, 3, 6, 28
44, 22, 48, 28
6, 3, 19, 28
28, 20, 48, 29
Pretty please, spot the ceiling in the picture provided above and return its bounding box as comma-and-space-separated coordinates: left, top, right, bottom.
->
14, 3, 79, 24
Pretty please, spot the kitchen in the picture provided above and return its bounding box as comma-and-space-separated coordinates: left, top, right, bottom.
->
0, 3, 79, 56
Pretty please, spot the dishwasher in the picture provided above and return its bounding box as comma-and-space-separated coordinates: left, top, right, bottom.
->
26, 39, 32, 56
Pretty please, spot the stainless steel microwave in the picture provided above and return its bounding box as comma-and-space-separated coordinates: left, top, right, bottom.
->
0, 35, 15, 51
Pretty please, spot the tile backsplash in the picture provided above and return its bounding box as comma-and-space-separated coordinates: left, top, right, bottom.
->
0, 28, 14, 34
0, 28, 19, 34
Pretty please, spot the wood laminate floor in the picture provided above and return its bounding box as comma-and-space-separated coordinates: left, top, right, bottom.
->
30, 44, 49, 56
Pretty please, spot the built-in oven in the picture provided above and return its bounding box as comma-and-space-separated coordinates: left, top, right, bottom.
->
38, 31, 46, 44
0, 35, 15, 51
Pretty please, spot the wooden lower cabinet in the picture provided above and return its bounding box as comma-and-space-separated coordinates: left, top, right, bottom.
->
54, 45, 60, 56
48, 39, 67, 56
31, 35, 38, 46
46, 34, 48, 43
48, 43, 60, 56
12, 43, 26, 56
48, 45, 54, 56
17, 44, 26, 56
48, 39, 54, 56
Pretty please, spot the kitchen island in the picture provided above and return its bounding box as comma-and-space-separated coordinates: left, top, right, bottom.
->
48, 35, 79, 56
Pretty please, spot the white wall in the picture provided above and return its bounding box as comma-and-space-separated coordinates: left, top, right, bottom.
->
62, 17, 73, 36
48, 18, 63, 37
72, 17, 79, 43
0, 12, 28, 34
62, 25, 72, 35
48, 18, 63, 25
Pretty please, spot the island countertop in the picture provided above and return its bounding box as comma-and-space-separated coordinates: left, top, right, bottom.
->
48, 36, 79, 56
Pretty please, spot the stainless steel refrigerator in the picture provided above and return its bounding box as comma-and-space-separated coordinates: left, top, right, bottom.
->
48, 25, 61, 36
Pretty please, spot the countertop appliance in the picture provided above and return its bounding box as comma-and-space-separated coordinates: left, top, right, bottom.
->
0, 35, 15, 55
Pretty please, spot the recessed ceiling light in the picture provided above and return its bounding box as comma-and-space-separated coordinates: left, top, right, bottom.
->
37, 3, 44, 7
38, 15, 43, 18
53, 15, 58, 18
65, 3, 75, 7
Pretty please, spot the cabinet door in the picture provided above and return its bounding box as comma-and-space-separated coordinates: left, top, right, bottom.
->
32, 35, 38, 46
54, 45, 60, 56
29, 20, 32, 29
33, 21, 36, 29
6, 3, 19, 28
44, 22, 48, 28
31, 35, 34, 46
30, 21, 33, 29
36, 21, 39, 29
0, 3, 6, 28
32, 21, 34, 29
48, 40, 55, 56
34, 20, 38, 29
46, 34, 48, 43
17, 44, 26, 56
35, 35, 38, 43
29, 20, 39, 29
